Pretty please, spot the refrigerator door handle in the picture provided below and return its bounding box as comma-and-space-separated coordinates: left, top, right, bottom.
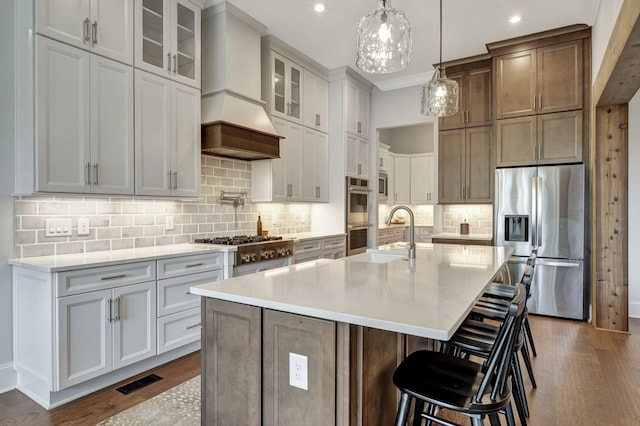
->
531, 176, 538, 248
536, 176, 543, 250
535, 260, 581, 268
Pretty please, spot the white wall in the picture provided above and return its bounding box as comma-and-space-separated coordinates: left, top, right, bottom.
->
629, 92, 640, 317
0, 0, 16, 392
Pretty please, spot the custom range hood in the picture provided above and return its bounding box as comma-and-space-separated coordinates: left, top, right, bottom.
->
201, 2, 281, 160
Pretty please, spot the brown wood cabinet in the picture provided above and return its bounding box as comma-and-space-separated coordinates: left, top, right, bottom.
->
496, 110, 582, 167
494, 39, 583, 119
439, 59, 492, 130
438, 125, 493, 203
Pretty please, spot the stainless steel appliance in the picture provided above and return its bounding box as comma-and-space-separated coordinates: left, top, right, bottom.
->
495, 164, 586, 320
194, 235, 294, 276
346, 177, 370, 255
378, 172, 388, 201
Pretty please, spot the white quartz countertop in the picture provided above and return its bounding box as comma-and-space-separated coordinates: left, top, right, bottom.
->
281, 232, 347, 241
431, 232, 493, 241
9, 243, 235, 272
191, 244, 513, 340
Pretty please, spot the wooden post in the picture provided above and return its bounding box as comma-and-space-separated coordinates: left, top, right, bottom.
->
594, 105, 629, 331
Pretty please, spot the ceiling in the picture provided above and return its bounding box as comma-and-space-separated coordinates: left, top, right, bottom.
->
207, 0, 600, 91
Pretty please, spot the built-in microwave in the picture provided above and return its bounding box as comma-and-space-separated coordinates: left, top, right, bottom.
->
378, 172, 388, 201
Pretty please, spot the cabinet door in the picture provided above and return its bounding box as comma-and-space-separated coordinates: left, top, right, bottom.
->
345, 133, 358, 177
537, 40, 583, 114
135, 0, 171, 77
90, 0, 134, 64
357, 137, 369, 178
36, 0, 90, 49
271, 54, 288, 119
90, 55, 134, 195
410, 155, 429, 203
438, 129, 465, 203
36, 37, 91, 193
315, 132, 329, 202
465, 126, 493, 203
284, 121, 303, 199
263, 310, 335, 425
303, 70, 328, 132
287, 61, 302, 121
438, 72, 464, 130
425, 154, 435, 203
135, 70, 172, 196
466, 66, 492, 127
270, 117, 289, 201
170, 0, 200, 88
495, 49, 537, 119
345, 79, 358, 135
56, 289, 112, 390
357, 87, 370, 138
496, 116, 537, 167
302, 129, 329, 202
113, 282, 157, 369
172, 82, 201, 197
537, 110, 583, 165
379, 147, 390, 172
393, 156, 411, 203
316, 77, 329, 133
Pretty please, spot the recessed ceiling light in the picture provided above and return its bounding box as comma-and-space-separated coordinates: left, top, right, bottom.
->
509, 15, 522, 24
314, 3, 325, 13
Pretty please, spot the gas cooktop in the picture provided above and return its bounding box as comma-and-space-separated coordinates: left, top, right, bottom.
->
194, 235, 284, 245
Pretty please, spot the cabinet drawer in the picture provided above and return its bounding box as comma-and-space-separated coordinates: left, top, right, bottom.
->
322, 249, 345, 260
56, 261, 155, 297
294, 252, 323, 264
157, 252, 224, 279
158, 270, 223, 317
294, 240, 322, 256
322, 236, 346, 251
157, 307, 201, 354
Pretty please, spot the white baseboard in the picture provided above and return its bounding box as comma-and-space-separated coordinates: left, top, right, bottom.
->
629, 301, 640, 318
0, 362, 17, 394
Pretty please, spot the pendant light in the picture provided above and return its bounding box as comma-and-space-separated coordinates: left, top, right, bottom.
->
356, 0, 412, 74
421, 0, 458, 117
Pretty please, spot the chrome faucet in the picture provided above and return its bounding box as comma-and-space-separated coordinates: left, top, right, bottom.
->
386, 205, 415, 259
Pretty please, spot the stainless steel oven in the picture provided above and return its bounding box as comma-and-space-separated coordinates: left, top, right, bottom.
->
346, 177, 369, 225
378, 172, 388, 201
347, 225, 369, 256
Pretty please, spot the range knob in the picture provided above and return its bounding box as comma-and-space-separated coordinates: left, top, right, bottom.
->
268, 250, 275, 258
250, 253, 257, 262
285, 248, 291, 256
277, 249, 286, 257
241, 253, 251, 263
261, 251, 270, 260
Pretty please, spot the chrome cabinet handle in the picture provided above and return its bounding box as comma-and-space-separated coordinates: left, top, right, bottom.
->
173, 54, 177, 74
357, 122, 362, 133
168, 171, 172, 190
93, 163, 98, 185
101, 274, 127, 281
533, 94, 537, 111
173, 171, 177, 190
107, 299, 112, 322
167, 52, 171, 71
185, 262, 204, 268
86, 162, 91, 185
113, 297, 120, 321
538, 145, 543, 160
357, 163, 362, 175
315, 186, 320, 198
533, 145, 537, 160
84, 18, 90, 42
538, 94, 542, 110
186, 323, 201, 330
92, 21, 98, 45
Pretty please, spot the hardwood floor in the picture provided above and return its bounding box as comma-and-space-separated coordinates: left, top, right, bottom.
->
0, 352, 200, 426
2, 316, 640, 425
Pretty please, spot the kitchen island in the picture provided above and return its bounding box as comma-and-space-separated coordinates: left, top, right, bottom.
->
191, 243, 512, 425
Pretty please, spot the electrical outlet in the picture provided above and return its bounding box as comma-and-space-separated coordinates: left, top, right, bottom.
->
289, 352, 308, 390
45, 219, 73, 237
77, 218, 90, 236
165, 216, 174, 231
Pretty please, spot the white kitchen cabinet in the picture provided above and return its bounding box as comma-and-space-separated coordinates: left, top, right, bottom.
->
135, 69, 200, 197
36, 36, 134, 195
135, 0, 201, 88
346, 134, 370, 179
321, 236, 346, 259
410, 154, 435, 204
379, 143, 391, 172
267, 51, 303, 123
56, 274, 156, 390
294, 235, 346, 263
392, 156, 411, 203
346, 79, 370, 138
302, 128, 329, 202
36, 0, 134, 65
303, 69, 329, 133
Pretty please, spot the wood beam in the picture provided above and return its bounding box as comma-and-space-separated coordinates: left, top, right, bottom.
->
593, 0, 640, 106
594, 104, 628, 332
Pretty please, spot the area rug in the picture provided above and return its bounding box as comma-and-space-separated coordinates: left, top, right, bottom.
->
97, 376, 200, 426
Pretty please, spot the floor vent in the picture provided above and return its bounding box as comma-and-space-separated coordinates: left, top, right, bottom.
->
116, 374, 163, 395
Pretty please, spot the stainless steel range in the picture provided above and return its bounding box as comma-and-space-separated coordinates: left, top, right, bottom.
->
194, 235, 294, 276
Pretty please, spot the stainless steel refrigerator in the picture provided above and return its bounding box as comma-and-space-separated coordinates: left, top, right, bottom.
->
495, 164, 586, 320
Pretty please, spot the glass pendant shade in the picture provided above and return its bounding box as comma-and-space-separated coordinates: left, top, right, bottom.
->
356, 0, 412, 74
421, 67, 459, 117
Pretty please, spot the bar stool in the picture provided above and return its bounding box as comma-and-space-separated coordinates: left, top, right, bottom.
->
392, 284, 527, 426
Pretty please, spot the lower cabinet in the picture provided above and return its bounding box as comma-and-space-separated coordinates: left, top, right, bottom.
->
57, 281, 156, 390
378, 227, 407, 246
294, 235, 346, 263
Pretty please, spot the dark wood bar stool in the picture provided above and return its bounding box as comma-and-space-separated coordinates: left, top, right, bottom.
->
392, 283, 527, 426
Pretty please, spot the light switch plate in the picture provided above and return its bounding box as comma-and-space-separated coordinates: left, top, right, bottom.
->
45, 219, 73, 237
165, 216, 174, 231
77, 218, 90, 236
289, 352, 308, 391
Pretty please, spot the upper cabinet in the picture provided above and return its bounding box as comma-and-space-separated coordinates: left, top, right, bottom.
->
135, 0, 201, 88
494, 39, 583, 119
267, 51, 303, 123
387, 153, 435, 204
439, 57, 492, 130
346, 79, 370, 138
36, 0, 134, 65
378, 143, 391, 172
303, 69, 329, 133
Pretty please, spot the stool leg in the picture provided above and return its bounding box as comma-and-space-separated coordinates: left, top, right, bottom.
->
395, 392, 411, 426
413, 400, 425, 426
521, 340, 537, 389
505, 400, 518, 426
512, 357, 529, 417
524, 316, 537, 357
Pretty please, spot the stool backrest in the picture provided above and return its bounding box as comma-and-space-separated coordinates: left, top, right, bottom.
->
474, 283, 527, 404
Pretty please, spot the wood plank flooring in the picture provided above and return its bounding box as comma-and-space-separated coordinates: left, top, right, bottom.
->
2, 316, 640, 425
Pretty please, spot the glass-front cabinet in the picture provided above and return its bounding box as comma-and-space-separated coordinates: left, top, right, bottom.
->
270, 52, 302, 122
136, 0, 200, 88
